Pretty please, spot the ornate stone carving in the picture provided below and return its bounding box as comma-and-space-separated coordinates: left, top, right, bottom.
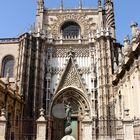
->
51, 67, 64, 75
56, 58, 87, 93
62, 63, 82, 88
51, 47, 89, 57
79, 67, 90, 74
50, 13, 90, 39
51, 67, 90, 75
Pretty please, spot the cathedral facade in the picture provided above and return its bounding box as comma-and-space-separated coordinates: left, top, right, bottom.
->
0, 0, 140, 140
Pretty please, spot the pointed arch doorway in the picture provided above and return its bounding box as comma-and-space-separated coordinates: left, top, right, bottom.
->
49, 87, 92, 140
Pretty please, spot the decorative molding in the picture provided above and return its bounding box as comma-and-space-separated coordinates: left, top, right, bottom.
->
79, 67, 90, 74
55, 58, 87, 93
62, 64, 82, 88
51, 67, 90, 75
51, 67, 63, 75
51, 47, 89, 57
49, 13, 91, 39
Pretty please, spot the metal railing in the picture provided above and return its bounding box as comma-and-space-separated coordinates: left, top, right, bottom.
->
6, 119, 36, 140
6, 118, 140, 140
92, 119, 124, 140
134, 118, 140, 139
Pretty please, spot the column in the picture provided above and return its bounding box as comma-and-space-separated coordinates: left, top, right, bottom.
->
34, 37, 40, 116
39, 40, 45, 108
19, 34, 27, 95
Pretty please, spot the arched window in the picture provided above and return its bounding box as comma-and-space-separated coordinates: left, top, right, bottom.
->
61, 21, 80, 38
1, 55, 15, 77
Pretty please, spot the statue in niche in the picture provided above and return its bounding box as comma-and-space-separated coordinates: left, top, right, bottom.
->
65, 101, 72, 126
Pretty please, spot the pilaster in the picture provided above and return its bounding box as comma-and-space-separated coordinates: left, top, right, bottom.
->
123, 110, 134, 140
19, 34, 28, 96
25, 35, 32, 102
33, 37, 40, 117
82, 113, 92, 140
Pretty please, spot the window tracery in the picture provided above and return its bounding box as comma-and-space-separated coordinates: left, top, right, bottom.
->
61, 21, 80, 38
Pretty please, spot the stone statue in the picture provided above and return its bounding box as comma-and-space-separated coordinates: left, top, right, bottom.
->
61, 101, 76, 140
65, 101, 72, 126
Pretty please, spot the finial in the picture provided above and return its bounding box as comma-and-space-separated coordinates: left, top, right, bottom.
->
79, 0, 82, 9
131, 21, 138, 28
39, 108, 45, 116
36, 0, 44, 15
123, 35, 131, 55
131, 21, 138, 39
104, 0, 112, 5
67, 47, 75, 58
98, 0, 102, 7
36, 108, 46, 121
124, 35, 130, 44
60, 0, 63, 9
37, 0, 44, 6
37, 0, 44, 5
0, 108, 6, 121
1, 108, 6, 117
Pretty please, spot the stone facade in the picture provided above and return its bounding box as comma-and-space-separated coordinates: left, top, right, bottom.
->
113, 25, 140, 140
0, 77, 23, 140
0, 0, 140, 140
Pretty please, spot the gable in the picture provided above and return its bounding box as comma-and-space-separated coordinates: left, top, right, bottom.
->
55, 57, 87, 94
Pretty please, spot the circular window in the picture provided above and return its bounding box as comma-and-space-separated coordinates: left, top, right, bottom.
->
61, 21, 80, 38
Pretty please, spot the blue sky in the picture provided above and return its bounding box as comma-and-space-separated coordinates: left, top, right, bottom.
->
0, 0, 139, 43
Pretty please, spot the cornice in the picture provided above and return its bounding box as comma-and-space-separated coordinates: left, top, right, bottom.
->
45, 8, 98, 15
0, 38, 19, 44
